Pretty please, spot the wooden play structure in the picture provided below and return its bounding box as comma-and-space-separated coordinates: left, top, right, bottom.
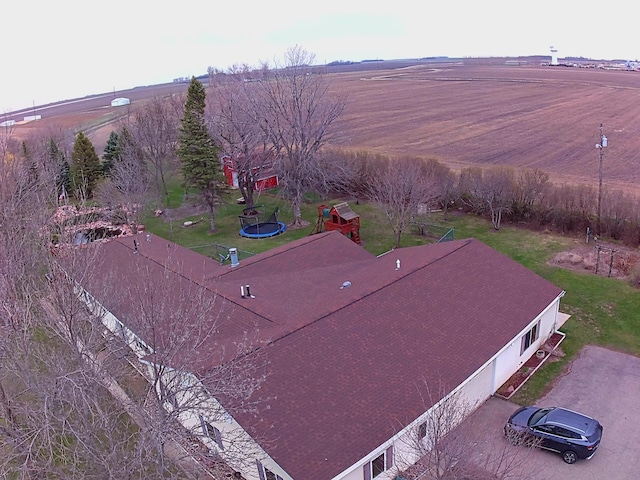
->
311, 202, 361, 245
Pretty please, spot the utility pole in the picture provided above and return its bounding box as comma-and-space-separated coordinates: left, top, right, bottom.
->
596, 124, 607, 235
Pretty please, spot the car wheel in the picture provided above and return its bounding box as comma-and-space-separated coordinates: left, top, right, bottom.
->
562, 450, 578, 464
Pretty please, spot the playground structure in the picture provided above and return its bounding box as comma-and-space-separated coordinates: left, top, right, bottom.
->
311, 202, 361, 245
238, 207, 286, 239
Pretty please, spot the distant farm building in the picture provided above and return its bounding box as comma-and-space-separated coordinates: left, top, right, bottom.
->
23, 115, 41, 122
111, 97, 130, 107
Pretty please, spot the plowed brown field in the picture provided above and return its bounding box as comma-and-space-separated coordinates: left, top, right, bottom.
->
11, 63, 640, 194
329, 64, 640, 194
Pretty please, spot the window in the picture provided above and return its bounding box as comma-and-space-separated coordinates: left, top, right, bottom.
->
256, 461, 282, 480
200, 415, 223, 450
534, 425, 555, 434
520, 321, 540, 354
159, 380, 179, 410
555, 426, 581, 439
418, 421, 428, 438
264, 470, 279, 480
116, 321, 126, 339
371, 453, 385, 477
363, 446, 394, 479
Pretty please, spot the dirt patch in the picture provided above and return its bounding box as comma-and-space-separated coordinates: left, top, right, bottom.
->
548, 239, 640, 279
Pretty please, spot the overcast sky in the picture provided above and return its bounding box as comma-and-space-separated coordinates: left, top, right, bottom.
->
3, 0, 636, 114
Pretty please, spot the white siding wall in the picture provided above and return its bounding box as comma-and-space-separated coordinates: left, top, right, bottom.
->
337, 363, 496, 480
72, 283, 287, 480
492, 296, 561, 392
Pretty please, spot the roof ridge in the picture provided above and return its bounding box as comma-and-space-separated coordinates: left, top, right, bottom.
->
216, 231, 338, 276
113, 238, 280, 328
263, 238, 475, 347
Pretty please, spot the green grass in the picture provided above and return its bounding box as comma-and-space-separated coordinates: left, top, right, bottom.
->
142, 192, 640, 406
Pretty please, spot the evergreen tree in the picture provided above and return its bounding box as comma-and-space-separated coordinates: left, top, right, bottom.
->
102, 130, 121, 175
177, 77, 226, 232
49, 138, 71, 201
22, 141, 38, 185
70, 132, 102, 199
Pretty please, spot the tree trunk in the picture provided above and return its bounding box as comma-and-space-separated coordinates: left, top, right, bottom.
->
208, 202, 216, 233
291, 193, 303, 226
395, 229, 402, 249
160, 169, 169, 201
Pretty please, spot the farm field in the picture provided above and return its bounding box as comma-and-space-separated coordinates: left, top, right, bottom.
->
328, 63, 640, 194
8, 61, 640, 194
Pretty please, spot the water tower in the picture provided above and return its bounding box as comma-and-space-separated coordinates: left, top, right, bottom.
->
550, 46, 558, 65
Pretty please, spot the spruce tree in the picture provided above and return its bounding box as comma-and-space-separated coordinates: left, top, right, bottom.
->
70, 132, 102, 199
49, 139, 71, 201
177, 77, 225, 232
102, 131, 120, 175
22, 141, 38, 185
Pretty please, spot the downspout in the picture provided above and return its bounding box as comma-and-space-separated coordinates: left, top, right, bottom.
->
554, 291, 566, 333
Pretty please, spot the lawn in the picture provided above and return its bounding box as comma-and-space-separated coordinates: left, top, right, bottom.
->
142, 189, 640, 406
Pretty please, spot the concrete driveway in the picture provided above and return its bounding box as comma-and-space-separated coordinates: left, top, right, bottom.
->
468, 345, 640, 479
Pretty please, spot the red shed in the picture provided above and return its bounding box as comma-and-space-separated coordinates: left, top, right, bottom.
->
222, 154, 279, 191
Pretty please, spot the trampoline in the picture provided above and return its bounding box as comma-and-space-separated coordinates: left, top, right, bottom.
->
239, 207, 287, 239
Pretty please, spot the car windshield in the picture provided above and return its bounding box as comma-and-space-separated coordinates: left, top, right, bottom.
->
528, 407, 552, 427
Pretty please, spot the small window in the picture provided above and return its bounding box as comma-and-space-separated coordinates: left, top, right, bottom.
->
418, 421, 428, 438
520, 321, 540, 355
159, 380, 178, 409
364, 447, 393, 480
256, 461, 282, 480
200, 415, 223, 450
116, 321, 126, 339
371, 453, 385, 478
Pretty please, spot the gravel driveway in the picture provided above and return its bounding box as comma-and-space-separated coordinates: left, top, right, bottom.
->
467, 345, 640, 479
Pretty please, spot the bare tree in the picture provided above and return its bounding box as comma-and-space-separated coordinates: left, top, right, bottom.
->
94, 128, 151, 228
367, 156, 441, 248
459, 166, 515, 231
256, 46, 346, 226
393, 381, 537, 480
512, 168, 549, 222
209, 66, 275, 211
434, 165, 458, 220
71, 244, 270, 474
0, 132, 263, 477
122, 95, 183, 202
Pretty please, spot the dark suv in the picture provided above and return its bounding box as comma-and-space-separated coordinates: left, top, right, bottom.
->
505, 406, 603, 464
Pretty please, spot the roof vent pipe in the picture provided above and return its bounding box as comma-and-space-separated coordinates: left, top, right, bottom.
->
396, 259, 401, 270
229, 247, 239, 267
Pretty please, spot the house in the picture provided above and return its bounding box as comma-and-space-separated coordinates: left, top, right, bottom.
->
67, 231, 567, 480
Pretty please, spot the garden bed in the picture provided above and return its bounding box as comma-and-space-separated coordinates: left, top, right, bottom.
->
495, 331, 566, 400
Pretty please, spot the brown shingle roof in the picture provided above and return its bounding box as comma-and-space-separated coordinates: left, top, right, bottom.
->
222, 236, 562, 480
75, 231, 562, 480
